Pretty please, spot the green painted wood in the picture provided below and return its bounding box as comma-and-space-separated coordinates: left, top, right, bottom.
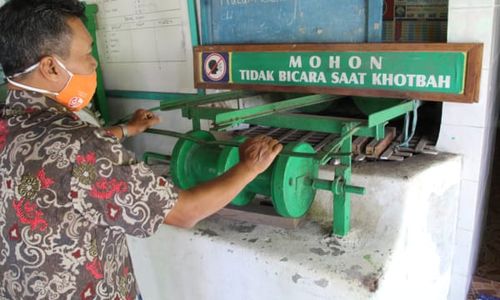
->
84, 3, 110, 125
187, 0, 200, 47
0, 84, 7, 103
220, 51, 466, 94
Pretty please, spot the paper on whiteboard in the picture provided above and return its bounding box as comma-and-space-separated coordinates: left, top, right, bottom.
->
95, 0, 196, 94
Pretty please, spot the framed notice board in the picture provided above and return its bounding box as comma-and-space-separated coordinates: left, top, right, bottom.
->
200, 0, 383, 44
93, 0, 199, 99
194, 43, 483, 103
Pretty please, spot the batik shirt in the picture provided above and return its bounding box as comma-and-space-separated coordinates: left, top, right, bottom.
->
0, 90, 178, 299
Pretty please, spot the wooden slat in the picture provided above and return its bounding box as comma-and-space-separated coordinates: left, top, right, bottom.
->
415, 137, 429, 153
216, 203, 303, 229
366, 127, 397, 158
353, 136, 370, 155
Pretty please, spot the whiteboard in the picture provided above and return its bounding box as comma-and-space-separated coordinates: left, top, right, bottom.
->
201, 0, 383, 44
95, 0, 197, 94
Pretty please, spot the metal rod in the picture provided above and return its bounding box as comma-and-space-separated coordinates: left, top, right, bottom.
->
159, 90, 260, 111
345, 185, 366, 195
143, 152, 171, 164
215, 94, 343, 127
316, 123, 361, 164
114, 91, 261, 125
184, 107, 380, 138
145, 128, 352, 158
312, 179, 332, 191
367, 100, 421, 128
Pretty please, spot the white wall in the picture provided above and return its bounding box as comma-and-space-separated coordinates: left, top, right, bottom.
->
437, 0, 500, 299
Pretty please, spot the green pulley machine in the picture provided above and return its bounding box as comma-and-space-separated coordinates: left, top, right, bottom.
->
171, 130, 365, 219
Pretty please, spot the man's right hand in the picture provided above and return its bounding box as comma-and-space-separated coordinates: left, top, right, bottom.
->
238, 135, 283, 176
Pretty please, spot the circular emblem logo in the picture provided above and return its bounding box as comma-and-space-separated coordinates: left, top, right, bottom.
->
68, 97, 84, 108
204, 53, 227, 82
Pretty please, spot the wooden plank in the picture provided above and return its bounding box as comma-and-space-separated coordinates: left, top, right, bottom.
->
195, 43, 481, 52
354, 154, 366, 162
365, 139, 379, 156
194, 43, 483, 103
422, 146, 439, 155
394, 150, 413, 158
216, 202, 303, 229
415, 137, 429, 153
366, 127, 396, 158
353, 136, 370, 155
380, 147, 394, 160
386, 155, 404, 162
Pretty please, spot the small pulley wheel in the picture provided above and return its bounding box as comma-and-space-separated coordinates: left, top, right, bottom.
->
271, 142, 318, 218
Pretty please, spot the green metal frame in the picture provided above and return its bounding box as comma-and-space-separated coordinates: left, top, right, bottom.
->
212, 95, 343, 128
145, 93, 417, 236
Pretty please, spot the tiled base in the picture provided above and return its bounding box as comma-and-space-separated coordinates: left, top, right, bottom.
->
468, 277, 500, 300
470, 127, 500, 299
476, 128, 500, 281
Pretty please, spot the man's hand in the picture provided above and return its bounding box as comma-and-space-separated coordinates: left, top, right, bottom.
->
238, 135, 283, 175
126, 109, 160, 137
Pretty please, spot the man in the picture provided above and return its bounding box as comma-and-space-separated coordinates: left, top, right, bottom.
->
0, 0, 282, 299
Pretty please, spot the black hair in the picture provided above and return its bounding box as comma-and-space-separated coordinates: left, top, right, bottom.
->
0, 0, 85, 77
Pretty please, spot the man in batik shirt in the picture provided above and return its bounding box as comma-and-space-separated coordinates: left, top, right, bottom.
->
0, 1, 282, 299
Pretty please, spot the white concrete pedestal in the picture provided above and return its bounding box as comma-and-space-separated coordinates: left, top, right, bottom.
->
128, 154, 461, 300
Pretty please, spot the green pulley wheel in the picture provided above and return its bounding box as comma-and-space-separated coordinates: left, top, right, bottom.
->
217, 136, 256, 206
171, 130, 216, 189
271, 142, 319, 218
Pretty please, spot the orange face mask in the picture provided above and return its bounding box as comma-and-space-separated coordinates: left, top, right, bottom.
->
6, 58, 97, 111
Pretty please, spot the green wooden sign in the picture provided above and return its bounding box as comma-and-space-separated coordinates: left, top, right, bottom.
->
230, 52, 465, 94
194, 44, 483, 103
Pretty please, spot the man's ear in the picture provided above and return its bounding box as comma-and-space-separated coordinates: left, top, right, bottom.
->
38, 57, 64, 82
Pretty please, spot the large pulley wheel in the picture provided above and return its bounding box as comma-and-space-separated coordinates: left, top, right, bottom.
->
271, 142, 318, 218
171, 130, 215, 189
